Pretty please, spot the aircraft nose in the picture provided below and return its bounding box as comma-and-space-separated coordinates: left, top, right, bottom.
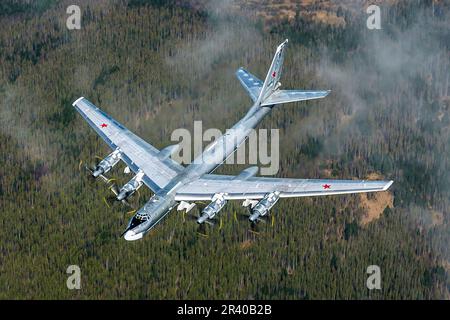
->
123, 230, 143, 241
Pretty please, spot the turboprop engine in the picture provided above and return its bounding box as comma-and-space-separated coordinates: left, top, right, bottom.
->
249, 191, 280, 222
116, 171, 145, 201
197, 193, 227, 224
92, 149, 121, 178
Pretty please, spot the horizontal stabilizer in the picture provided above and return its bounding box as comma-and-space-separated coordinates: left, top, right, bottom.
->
235, 68, 263, 102
260, 89, 331, 107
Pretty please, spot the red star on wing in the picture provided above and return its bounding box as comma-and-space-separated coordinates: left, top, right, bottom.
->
100, 123, 108, 128
272, 71, 277, 77
322, 184, 331, 189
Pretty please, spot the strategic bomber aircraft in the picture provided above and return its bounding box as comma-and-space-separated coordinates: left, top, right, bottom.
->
73, 39, 393, 241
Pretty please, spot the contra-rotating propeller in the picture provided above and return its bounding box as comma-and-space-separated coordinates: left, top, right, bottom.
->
181, 202, 215, 237
79, 156, 109, 183
234, 205, 273, 234
103, 182, 138, 209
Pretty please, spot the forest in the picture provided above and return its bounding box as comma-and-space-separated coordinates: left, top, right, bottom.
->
0, 0, 449, 299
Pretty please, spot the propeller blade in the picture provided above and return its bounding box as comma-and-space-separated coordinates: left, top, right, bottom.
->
257, 216, 267, 224
136, 189, 141, 203
83, 164, 101, 183
100, 176, 116, 186
82, 156, 103, 177
249, 222, 261, 234
97, 174, 112, 183
84, 164, 95, 175
109, 183, 120, 196
181, 205, 212, 237
235, 211, 250, 222
125, 209, 137, 216
196, 223, 209, 238
105, 194, 120, 207
103, 196, 112, 209
121, 198, 135, 209
182, 208, 200, 224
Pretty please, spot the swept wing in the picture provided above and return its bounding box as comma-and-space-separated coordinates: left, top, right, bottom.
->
73, 97, 183, 192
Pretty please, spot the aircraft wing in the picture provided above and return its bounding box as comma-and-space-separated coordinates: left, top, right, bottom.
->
235, 68, 263, 102
73, 97, 183, 192
175, 174, 393, 201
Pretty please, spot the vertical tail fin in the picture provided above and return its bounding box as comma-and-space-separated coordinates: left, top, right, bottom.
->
256, 39, 289, 105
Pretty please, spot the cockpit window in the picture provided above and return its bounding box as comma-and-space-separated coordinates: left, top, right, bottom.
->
129, 216, 145, 229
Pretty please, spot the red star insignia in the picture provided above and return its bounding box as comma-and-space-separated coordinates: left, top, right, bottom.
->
272, 72, 276, 77
323, 184, 331, 189
100, 123, 108, 128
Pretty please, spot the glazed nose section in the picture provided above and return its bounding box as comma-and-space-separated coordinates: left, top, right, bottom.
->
122, 216, 146, 241
123, 230, 143, 241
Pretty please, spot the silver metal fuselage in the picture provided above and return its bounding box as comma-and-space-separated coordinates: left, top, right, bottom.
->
126, 103, 273, 238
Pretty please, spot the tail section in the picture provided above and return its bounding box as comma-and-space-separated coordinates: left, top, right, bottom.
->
236, 39, 330, 106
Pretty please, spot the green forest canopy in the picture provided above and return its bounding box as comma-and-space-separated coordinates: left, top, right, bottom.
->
0, 0, 449, 299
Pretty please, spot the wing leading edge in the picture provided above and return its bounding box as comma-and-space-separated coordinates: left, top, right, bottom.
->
73, 97, 183, 192
175, 174, 393, 201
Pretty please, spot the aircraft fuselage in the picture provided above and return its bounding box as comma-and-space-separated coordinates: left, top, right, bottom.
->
123, 103, 273, 240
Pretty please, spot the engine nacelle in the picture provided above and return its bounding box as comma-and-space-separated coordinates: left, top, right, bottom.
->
93, 149, 121, 177
249, 191, 280, 222
117, 171, 144, 201
197, 193, 227, 224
